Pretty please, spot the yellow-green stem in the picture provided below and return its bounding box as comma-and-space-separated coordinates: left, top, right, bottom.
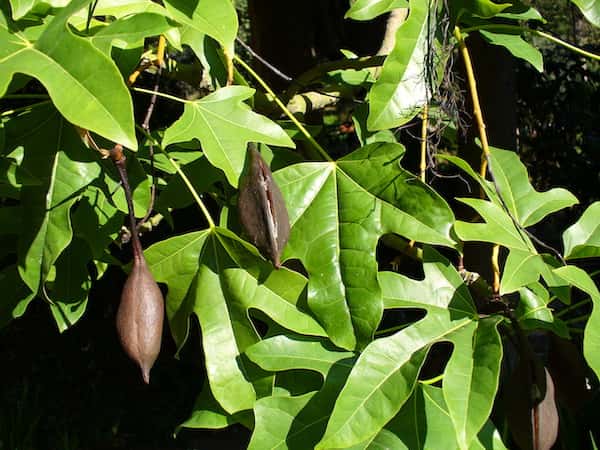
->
233, 54, 333, 162
455, 26, 500, 294
132, 87, 190, 104
454, 26, 490, 177
222, 47, 234, 86
135, 125, 215, 229
421, 374, 444, 385
420, 104, 429, 182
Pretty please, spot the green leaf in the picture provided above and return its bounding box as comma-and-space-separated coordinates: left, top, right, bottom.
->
382, 384, 458, 450
0, 0, 137, 149
144, 227, 326, 414
0, 265, 35, 329
367, 0, 431, 130
488, 147, 577, 227
91, 12, 174, 55
444, 317, 503, 449
496, 5, 545, 21
451, 0, 512, 22
500, 248, 547, 294
162, 86, 294, 187
48, 237, 92, 332
163, 0, 238, 54
72, 186, 124, 262
479, 30, 543, 72
563, 202, 600, 259
515, 283, 569, 337
178, 382, 252, 431
345, 0, 408, 21
276, 143, 455, 350
246, 335, 355, 377
316, 248, 481, 449
247, 337, 356, 450
552, 265, 600, 380
8, 0, 69, 20
454, 198, 532, 251
570, 0, 600, 27
5, 105, 100, 295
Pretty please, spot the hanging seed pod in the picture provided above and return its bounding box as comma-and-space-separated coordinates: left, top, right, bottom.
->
111, 145, 164, 384
116, 249, 164, 384
238, 144, 290, 268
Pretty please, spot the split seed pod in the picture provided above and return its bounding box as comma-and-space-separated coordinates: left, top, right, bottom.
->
238, 145, 290, 268
116, 249, 164, 384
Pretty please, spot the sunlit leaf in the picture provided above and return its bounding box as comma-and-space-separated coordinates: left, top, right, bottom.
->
570, 0, 600, 26
316, 248, 500, 449
91, 12, 174, 55
163, 0, 238, 53
479, 30, 543, 72
0, 0, 137, 149
144, 227, 326, 414
367, 0, 431, 130
563, 202, 600, 259
345, 0, 408, 21
162, 86, 294, 187
276, 142, 455, 350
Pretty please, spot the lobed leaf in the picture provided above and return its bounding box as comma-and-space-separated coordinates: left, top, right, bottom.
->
276, 142, 455, 350
0, 0, 137, 149
144, 227, 325, 414
162, 86, 294, 188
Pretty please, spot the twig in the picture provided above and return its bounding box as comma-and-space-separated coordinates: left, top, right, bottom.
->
137, 64, 163, 229
135, 125, 215, 229
235, 37, 293, 82
233, 54, 333, 162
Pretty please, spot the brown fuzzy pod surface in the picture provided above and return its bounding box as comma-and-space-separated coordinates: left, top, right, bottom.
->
116, 255, 164, 384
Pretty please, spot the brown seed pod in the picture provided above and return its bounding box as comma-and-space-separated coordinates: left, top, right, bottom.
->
111, 146, 164, 384
116, 251, 164, 384
238, 145, 290, 268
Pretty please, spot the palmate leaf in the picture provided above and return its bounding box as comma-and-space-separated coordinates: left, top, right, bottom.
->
315, 248, 502, 450
275, 142, 455, 350
375, 384, 508, 450
143, 227, 326, 414
367, 0, 431, 131
552, 265, 600, 380
163, 0, 238, 54
345, 0, 408, 21
563, 202, 600, 259
487, 147, 578, 227
0, 0, 137, 149
245, 335, 356, 450
4, 104, 100, 303
452, 147, 577, 294
90, 12, 174, 55
162, 86, 294, 188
